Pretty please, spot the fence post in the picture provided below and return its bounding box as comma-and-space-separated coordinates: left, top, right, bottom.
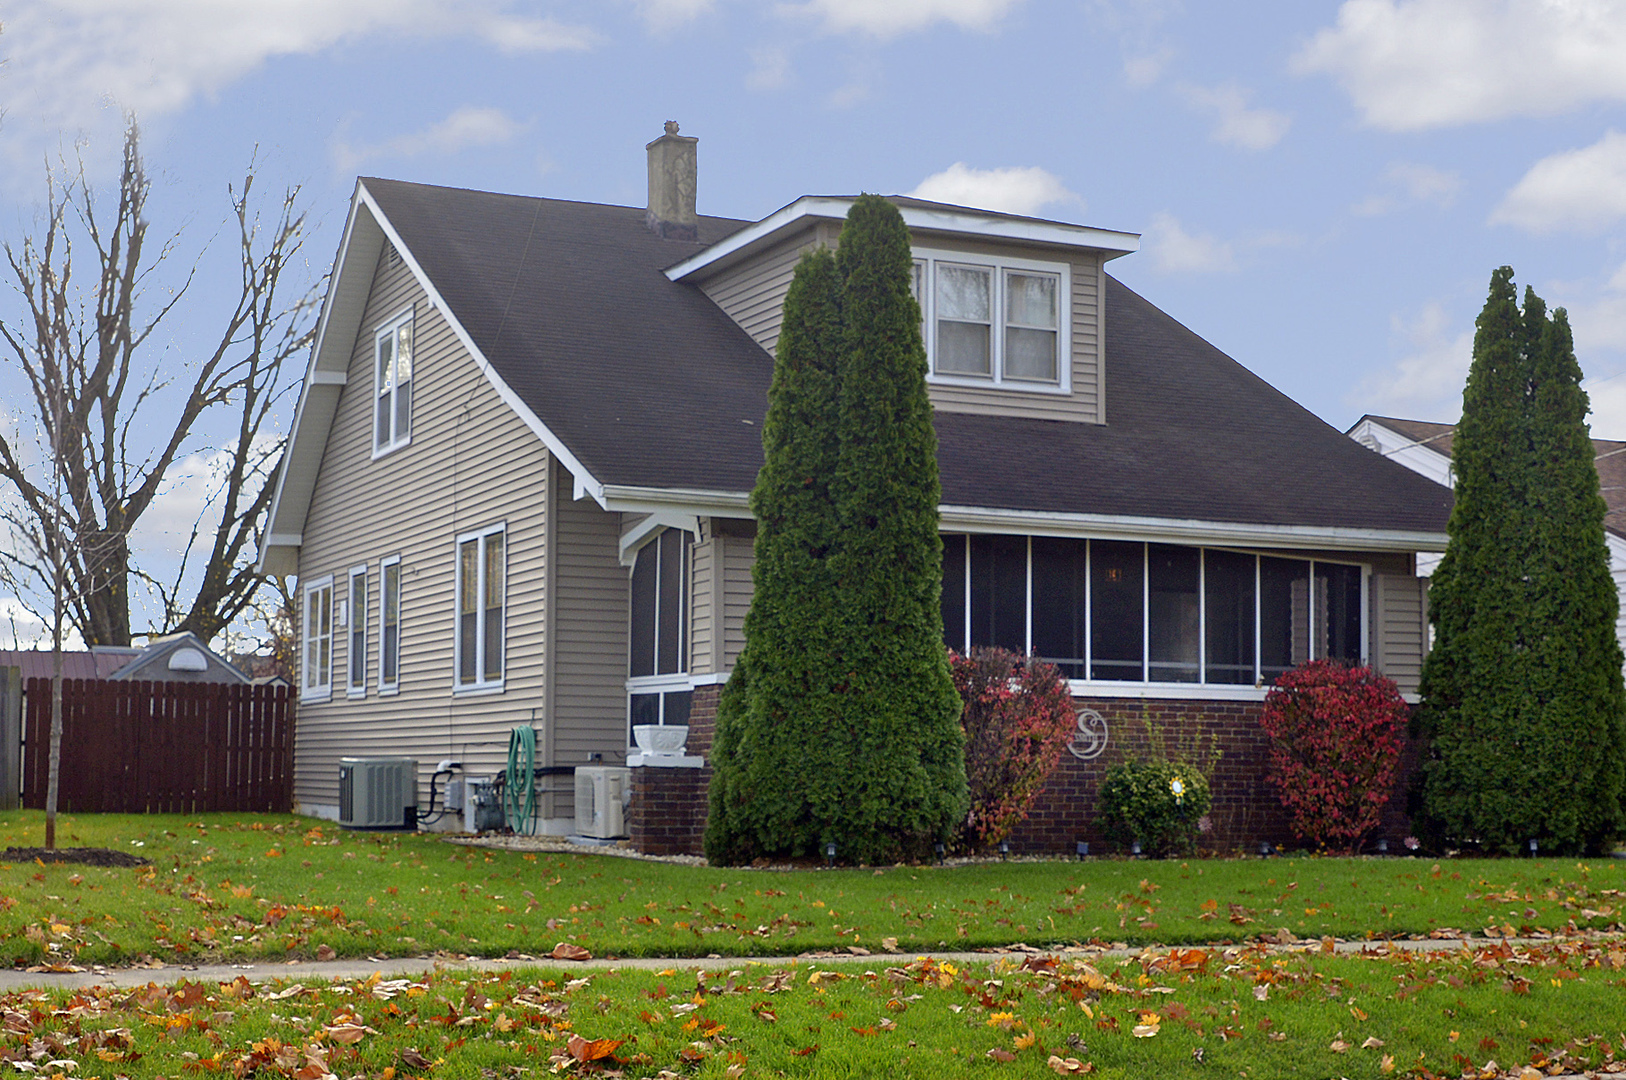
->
0, 666, 19, 810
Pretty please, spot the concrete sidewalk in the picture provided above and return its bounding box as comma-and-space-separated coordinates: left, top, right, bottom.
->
0, 933, 1579, 993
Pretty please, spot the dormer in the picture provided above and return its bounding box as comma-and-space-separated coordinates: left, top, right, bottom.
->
666, 195, 1139, 424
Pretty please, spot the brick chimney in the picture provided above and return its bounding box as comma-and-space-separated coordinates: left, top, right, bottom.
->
646, 120, 698, 240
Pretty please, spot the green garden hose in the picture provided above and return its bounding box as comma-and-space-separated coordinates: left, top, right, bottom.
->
504, 725, 537, 835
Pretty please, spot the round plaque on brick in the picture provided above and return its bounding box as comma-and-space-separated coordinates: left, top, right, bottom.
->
1066, 708, 1109, 761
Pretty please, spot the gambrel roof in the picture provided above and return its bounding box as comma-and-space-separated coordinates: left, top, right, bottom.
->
261, 179, 1451, 575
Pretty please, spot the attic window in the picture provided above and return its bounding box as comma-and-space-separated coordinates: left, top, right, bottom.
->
373, 309, 414, 456
913, 249, 1069, 393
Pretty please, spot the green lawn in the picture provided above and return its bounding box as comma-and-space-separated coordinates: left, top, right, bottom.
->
2, 810, 1623, 968
3, 939, 1624, 1077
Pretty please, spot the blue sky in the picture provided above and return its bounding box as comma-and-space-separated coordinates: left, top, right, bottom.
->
5, 0, 1626, 642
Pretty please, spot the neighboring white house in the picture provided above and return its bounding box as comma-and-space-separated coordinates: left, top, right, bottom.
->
1348, 414, 1626, 659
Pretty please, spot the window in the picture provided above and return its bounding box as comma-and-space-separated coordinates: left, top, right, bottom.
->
347, 566, 367, 697
941, 534, 1367, 687
455, 525, 504, 690
914, 250, 1068, 390
627, 529, 690, 731
379, 556, 401, 694
374, 310, 413, 454
301, 577, 333, 701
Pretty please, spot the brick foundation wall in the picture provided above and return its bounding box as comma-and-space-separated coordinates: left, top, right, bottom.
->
629, 686, 1418, 859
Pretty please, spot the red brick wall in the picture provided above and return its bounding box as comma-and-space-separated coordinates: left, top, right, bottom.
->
629, 687, 1418, 859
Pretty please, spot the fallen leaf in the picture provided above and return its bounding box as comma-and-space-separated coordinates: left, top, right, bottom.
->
1380, 1053, 1396, 1074
1048, 1056, 1091, 1074
326, 1024, 368, 1044
567, 1034, 623, 1063
986, 1048, 1017, 1062
881, 937, 900, 953
315, 944, 336, 961
1361, 1036, 1385, 1049
1014, 1031, 1037, 1050
1329, 1039, 1350, 1053
552, 943, 592, 962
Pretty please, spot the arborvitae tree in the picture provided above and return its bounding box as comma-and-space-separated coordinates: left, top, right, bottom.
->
1418, 267, 1626, 855
824, 194, 966, 863
704, 249, 845, 864
705, 197, 967, 865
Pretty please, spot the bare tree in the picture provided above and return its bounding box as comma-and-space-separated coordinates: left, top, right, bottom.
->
0, 120, 319, 648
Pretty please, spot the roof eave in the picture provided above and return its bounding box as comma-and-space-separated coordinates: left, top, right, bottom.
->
665, 195, 1142, 283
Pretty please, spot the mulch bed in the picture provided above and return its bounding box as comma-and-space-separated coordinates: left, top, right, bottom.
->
1, 847, 152, 868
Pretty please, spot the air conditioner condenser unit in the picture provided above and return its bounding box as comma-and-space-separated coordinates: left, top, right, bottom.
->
574, 766, 629, 839
338, 757, 418, 829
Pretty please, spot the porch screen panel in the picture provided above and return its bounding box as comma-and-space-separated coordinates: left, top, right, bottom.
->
1316, 562, 1363, 665
1260, 556, 1310, 683
970, 534, 1027, 653
1203, 550, 1256, 684
1148, 544, 1200, 682
1031, 536, 1087, 678
629, 543, 657, 678
1090, 540, 1143, 680
941, 534, 967, 652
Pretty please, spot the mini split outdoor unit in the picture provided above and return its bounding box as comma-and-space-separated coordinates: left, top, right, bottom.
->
574, 766, 630, 839
338, 757, 418, 829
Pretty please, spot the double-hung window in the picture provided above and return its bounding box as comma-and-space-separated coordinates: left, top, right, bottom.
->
379, 555, 401, 694
373, 310, 413, 455
455, 525, 504, 691
301, 576, 334, 702
914, 250, 1068, 391
627, 529, 690, 731
347, 566, 367, 697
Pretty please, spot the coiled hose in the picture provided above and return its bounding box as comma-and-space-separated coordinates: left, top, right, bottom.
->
504, 725, 537, 835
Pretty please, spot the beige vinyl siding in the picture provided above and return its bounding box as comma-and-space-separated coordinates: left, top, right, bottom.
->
1371, 573, 1427, 695
688, 520, 717, 674
719, 531, 755, 671
700, 226, 831, 357
549, 457, 632, 801
294, 242, 551, 815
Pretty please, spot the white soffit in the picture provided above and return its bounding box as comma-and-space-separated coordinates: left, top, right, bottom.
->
665, 196, 1142, 283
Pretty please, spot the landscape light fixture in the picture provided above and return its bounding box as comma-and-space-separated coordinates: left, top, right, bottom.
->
1130, 839, 1142, 857
1259, 841, 1273, 858
1376, 838, 1389, 855
934, 842, 946, 865
1529, 838, 1539, 857
999, 840, 1010, 860
1075, 841, 1089, 860
825, 841, 836, 868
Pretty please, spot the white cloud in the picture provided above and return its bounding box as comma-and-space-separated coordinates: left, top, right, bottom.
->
1294, 0, 1626, 131
632, 0, 715, 31
1352, 161, 1462, 216
783, 0, 1022, 37
1491, 130, 1626, 235
1179, 82, 1291, 151
1122, 48, 1173, 89
1141, 212, 1236, 274
1355, 301, 1472, 420
0, 0, 596, 135
909, 163, 1078, 217
746, 46, 792, 91
334, 107, 526, 173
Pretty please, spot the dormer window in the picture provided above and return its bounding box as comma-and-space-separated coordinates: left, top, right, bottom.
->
373, 309, 414, 455
914, 250, 1068, 392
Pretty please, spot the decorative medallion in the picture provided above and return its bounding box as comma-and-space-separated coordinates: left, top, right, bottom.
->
1066, 708, 1109, 761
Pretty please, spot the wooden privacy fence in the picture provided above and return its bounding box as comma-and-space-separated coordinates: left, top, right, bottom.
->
21, 678, 293, 813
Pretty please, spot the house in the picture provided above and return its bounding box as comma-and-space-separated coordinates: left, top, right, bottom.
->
259, 125, 1453, 852
0, 631, 249, 685
1348, 414, 1626, 658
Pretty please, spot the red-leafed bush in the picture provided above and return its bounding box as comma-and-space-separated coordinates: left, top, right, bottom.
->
1260, 660, 1409, 852
950, 647, 1077, 851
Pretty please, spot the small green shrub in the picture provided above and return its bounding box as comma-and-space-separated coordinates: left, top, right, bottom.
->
1098, 760, 1212, 857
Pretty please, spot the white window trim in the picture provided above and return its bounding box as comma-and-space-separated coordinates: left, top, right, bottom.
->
346, 564, 368, 699
454, 523, 506, 694
301, 575, 334, 704
372, 307, 414, 459
914, 247, 1071, 395
379, 554, 402, 696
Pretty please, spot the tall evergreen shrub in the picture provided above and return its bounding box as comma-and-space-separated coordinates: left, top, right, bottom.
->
705, 196, 967, 865
826, 195, 966, 863
1418, 267, 1626, 855
704, 250, 844, 864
